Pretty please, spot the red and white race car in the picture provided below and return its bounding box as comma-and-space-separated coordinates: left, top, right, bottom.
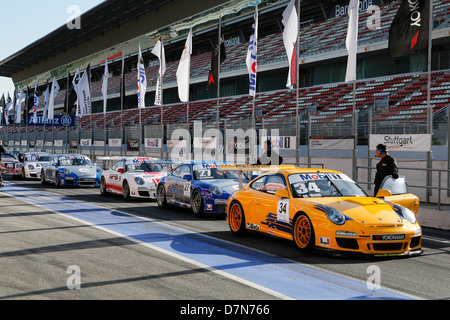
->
99, 157, 167, 200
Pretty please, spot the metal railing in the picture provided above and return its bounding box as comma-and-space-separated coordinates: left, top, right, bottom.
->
357, 165, 450, 210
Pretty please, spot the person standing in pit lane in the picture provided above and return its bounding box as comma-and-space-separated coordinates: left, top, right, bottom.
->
374, 143, 399, 197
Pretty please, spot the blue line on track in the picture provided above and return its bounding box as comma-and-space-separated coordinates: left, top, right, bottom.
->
1, 183, 413, 300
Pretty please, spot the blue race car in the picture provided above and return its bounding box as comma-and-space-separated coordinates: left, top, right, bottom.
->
156, 161, 244, 215
41, 154, 103, 187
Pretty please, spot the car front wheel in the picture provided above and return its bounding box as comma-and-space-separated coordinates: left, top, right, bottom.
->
292, 213, 315, 252
228, 201, 246, 235
156, 184, 167, 208
191, 189, 204, 215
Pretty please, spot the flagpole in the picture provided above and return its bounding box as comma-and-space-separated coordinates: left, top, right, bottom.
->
216, 17, 222, 138
295, 0, 300, 166
158, 38, 164, 159
426, 0, 433, 201
121, 52, 125, 156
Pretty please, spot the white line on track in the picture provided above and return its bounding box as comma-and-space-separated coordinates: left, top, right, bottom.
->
1, 184, 293, 300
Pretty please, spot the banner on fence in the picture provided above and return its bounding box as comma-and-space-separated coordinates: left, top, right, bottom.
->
27, 115, 76, 127
260, 136, 296, 150
369, 134, 431, 152
309, 136, 354, 150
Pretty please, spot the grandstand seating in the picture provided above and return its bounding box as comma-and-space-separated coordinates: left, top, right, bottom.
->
40, 0, 449, 131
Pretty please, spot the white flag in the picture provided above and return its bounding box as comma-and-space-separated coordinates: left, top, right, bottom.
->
72, 68, 81, 117
282, 0, 298, 89
137, 44, 147, 109
345, 0, 359, 82
32, 83, 38, 124
76, 66, 91, 118
176, 29, 192, 103
151, 39, 166, 106
246, 6, 258, 97
102, 59, 109, 114
15, 89, 24, 124
5, 92, 11, 125
47, 78, 60, 120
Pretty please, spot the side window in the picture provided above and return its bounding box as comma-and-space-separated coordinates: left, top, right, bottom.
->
250, 176, 266, 192
262, 174, 287, 194
179, 165, 192, 179
172, 165, 182, 177
112, 160, 124, 172
172, 165, 190, 178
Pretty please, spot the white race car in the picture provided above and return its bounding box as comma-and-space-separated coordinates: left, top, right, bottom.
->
100, 157, 167, 200
22, 152, 52, 179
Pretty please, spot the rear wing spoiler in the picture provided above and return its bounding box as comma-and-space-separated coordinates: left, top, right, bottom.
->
217, 165, 297, 189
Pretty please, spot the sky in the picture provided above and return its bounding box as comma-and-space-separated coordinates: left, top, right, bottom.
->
0, 0, 105, 98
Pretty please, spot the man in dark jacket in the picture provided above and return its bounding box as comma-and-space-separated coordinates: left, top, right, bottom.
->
0, 143, 5, 187
374, 143, 398, 196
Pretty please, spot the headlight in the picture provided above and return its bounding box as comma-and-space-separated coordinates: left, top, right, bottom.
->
325, 207, 346, 225
63, 169, 71, 175
398, 206, 416, 224
135, 177, 145, 185
209, 185, 223, 196
28, 164, 35, 170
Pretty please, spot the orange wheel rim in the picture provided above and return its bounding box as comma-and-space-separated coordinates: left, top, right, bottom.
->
294, 216, 311, 248
229, 204, 242, 231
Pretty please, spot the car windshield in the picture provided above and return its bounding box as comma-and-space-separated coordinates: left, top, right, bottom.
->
125, 161, 164, 173
58, 158, 93, 166
193, 164, 239, 180
26, 155, 51, 162
288, 172, 368, 198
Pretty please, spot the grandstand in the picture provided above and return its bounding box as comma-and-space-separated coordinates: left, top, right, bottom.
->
0, 0, 449, 149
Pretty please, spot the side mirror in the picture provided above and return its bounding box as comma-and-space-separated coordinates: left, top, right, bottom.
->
376, 189, 392, 198
275, 189, 290, 198
183, 174, 193, 181
117, 168, 125, 174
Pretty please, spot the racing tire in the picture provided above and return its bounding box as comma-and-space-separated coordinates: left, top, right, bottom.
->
122, 181, 131, 200
191, 189, 204, 215
292, 213, 315, 252
228, 201, 246, 235
55, 173, 61, 187
100, 177, 108, 196
156, 184, 167, 208
40, 170, 47, 185
22, 168, 26, 180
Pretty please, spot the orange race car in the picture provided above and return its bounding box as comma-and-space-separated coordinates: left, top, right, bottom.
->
221, 165, 422, 257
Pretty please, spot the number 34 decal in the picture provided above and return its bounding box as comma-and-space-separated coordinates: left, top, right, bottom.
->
277, 198, 290, 223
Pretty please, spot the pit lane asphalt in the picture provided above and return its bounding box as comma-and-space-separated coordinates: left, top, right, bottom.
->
1, 178, 449, 300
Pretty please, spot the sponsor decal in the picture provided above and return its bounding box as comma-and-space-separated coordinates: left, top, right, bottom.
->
246, 223, 260, 231
320, 236, 331, 246
372, 234, 406, 241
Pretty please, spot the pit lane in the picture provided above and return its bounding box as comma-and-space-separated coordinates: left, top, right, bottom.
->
1, 178, 449, 300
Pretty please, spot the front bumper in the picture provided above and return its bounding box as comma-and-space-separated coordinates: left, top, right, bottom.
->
63, 176, 100, 187
317, 225, 423, 257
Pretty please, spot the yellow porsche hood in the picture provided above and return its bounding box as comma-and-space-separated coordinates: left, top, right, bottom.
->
303, 197, 404, 226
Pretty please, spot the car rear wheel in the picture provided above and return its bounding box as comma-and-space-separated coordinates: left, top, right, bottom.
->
40, 170, 47, 185
228, 201, 246, 235
55, 173, 61, 187
191, 189, 204, 215
122, 181, 131, 200
293, 213, 315, 252
100, 177, 108, 196
156, 184, 167, 208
